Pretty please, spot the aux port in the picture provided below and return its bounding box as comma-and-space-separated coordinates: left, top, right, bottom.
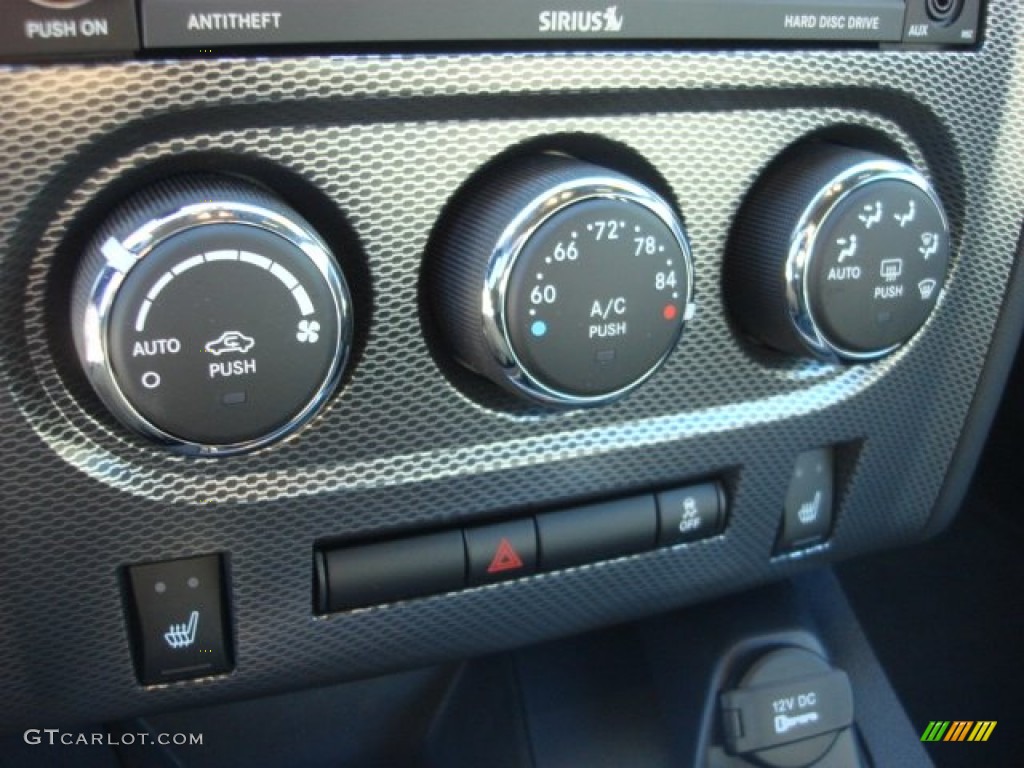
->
925, 0, 965, 26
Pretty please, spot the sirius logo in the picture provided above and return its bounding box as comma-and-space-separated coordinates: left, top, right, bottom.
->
539, 6, 624, 33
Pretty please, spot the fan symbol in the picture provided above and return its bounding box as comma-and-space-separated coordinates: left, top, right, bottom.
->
296, 319, 321, 344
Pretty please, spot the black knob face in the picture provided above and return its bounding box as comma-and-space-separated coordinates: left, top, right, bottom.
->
805, 178, 948, 355
726, 145, 950, 362
505, 197, 691, 399
431, 155, 695, 407
72, 178, 352, 455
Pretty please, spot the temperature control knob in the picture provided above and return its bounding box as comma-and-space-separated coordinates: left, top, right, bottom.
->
430, 155, 695, 406
726, 144, 950, 361
71, 176, 353, 455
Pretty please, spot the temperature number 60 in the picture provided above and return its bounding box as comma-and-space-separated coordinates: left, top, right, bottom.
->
531, 285, 557, 304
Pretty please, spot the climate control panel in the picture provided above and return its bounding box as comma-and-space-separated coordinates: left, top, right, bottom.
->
71, 176, 353, 455
67, 144, 950, 452
726, 144, 950, 361
428, 154, 696, 406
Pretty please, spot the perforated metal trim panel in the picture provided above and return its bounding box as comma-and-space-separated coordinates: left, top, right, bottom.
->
0, 2, 1022, 726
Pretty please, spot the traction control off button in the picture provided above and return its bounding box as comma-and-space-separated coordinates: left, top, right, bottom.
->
720, 647, 854, 767
655, 482, 726, 545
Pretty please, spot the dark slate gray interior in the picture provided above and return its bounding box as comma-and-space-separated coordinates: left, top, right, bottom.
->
0, 0, 1022, 732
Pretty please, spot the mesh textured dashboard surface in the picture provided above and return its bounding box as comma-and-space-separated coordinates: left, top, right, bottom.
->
0, 1, 1022, 726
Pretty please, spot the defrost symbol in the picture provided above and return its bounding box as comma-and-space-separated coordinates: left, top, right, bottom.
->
918, 279, 938, 301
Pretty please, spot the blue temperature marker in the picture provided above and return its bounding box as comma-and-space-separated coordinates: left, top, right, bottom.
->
531, 320, 548, 338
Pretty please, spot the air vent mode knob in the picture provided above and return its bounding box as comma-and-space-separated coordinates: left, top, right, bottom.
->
429, 155, 696, 406
726, 144, 950, 361
71, 176, 353, 455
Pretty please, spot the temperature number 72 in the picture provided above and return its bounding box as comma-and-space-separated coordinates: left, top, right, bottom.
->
592, 220, 621, 240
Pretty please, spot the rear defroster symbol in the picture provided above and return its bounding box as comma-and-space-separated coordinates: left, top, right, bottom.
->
880, 259, 903, 282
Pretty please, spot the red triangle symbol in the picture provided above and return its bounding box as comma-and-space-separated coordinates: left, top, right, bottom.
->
487, 537, 524, 574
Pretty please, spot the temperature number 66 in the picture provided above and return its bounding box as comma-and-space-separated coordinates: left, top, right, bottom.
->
552, 241, 579, 261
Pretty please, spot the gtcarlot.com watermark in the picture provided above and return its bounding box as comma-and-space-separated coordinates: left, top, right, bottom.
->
24, 729, 203, 747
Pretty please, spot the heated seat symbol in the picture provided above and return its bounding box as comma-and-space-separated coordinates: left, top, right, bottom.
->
797, 491, 822, 526
164, 610, 199, 649
487, 538, 524, 574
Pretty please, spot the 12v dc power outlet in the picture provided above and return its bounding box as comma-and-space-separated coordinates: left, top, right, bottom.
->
720, 647, 854, 767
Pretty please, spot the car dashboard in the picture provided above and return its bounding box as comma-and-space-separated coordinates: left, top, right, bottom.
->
0, 0, 1022, 765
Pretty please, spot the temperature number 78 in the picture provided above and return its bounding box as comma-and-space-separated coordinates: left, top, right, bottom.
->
634, 236, 658, 256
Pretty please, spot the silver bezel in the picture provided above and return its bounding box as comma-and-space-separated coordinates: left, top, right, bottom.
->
482, 176, 696, 406
29, 0, 93, 8
78, 200, 352, 456
785, 160, 949, 362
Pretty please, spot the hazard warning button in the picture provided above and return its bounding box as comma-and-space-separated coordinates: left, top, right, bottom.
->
464, 519, 538, 586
